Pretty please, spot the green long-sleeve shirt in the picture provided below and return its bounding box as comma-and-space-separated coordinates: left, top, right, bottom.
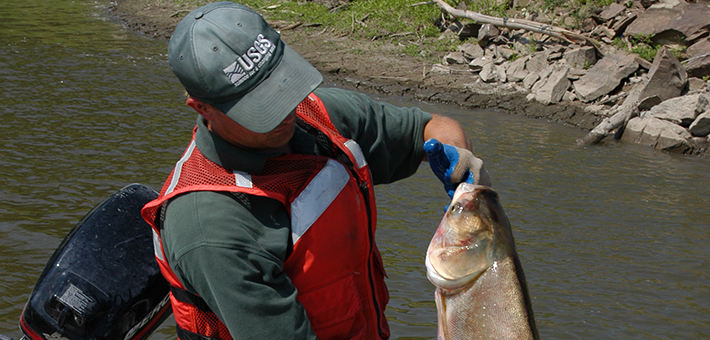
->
159, 87, 432, 339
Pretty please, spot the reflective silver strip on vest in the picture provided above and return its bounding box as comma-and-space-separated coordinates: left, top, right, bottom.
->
233, 170, 253, 188
344, 139, 367, 169
166, 140, 197, 195
152, 229, 165, 262
290, 159, 349, 243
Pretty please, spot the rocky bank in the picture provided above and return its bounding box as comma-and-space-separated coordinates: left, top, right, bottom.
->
109, 0, 710, 157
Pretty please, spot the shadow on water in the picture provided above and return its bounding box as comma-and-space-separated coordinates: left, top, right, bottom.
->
1, 1, 710, 339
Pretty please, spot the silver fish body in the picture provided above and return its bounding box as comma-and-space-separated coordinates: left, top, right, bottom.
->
426, 183, 538, 340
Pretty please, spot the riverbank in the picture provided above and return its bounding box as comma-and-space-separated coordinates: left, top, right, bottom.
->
108, 0, 710, 156
108, 0, 600, 127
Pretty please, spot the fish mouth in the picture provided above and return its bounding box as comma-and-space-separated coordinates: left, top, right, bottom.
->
425, 183, 506, 292
425, 253, 489, 291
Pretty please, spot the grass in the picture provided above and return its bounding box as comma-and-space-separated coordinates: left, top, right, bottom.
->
613, 34, 689, 62
230, 0, 443, 39
165, 0, 631, 61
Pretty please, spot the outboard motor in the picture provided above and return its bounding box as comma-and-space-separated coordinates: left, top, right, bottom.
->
18, 184, 171, 340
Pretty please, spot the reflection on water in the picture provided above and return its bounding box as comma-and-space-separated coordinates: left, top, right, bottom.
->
1, 1, 710, 339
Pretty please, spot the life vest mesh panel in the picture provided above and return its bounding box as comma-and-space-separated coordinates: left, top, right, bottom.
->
297, 95, 339, 134
259, 156, 326, 192
150, 151, 329, 220
191, 310, 233, 340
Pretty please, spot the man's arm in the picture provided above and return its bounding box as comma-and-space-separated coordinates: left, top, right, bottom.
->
315, 87, 432, 185
422, 114, 491, 197
422, 113, 472, 158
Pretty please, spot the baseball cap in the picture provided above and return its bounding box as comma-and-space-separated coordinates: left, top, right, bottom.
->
168, 1, 323, 133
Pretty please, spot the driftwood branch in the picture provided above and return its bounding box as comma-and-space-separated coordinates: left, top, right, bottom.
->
576, 106, 639, 146
576, 84, 643, 146
432, 0, 599, 50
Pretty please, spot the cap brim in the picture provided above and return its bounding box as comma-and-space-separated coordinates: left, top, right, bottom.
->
214, 43, 323, 133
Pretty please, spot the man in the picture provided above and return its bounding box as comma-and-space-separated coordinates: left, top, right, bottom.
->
141, 2, 490, 339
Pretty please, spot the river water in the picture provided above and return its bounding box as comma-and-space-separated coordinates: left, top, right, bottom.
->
1, 0, 709, 339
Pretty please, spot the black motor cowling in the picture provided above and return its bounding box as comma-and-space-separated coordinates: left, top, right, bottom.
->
19, 184, 171, 340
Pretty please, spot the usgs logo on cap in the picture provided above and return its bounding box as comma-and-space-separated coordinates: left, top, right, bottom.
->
223, 34, 276, 87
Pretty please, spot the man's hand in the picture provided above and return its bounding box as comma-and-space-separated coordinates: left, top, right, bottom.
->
424, 138, 492, 198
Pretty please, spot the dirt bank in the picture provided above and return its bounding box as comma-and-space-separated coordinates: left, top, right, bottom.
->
108, 0, 604, 131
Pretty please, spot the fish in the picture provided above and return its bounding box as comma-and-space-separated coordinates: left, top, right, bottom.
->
425, 183, 538, 340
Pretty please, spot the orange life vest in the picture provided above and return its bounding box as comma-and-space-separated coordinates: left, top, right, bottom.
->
141, 93, 390, 340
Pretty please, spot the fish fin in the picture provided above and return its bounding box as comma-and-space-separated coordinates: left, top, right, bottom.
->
435, 289, 448, 340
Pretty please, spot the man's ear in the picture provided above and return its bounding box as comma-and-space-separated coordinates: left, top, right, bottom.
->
186, 97, 218, 120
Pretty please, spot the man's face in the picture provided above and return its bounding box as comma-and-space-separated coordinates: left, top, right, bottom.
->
209, 106, 296, 151
186, 97, 296, 151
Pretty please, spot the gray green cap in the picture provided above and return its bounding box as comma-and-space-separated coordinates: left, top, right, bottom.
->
168, 1, 323, 133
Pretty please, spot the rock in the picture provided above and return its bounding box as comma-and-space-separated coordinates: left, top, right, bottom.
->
430, 64, 452, 74
506, 56, 529, 82
581, 17, 596, 32
523, 72, 539, 89
635, 56, 653, 71
563, 16, 576, 28
563, 46, 597, 69
563, 91, 577, 102
458, 23, 482, 39
545, 45, 565, 61
497, 46, 517, 61
611, 12, 638, 34
496, 64, 507, 83
639, 0, 660, 9
690, 136, 710, 153
621, 116, 693, 153
599, 3, 627, 22
469, 56, 493, 72
645, 93, 709, 127
686, 29, 710, 45
684, 53, 710, 78
638, 96, 663, 110
445, 20, 464, 35
689, 111, 710, 137
591, 25, 616, 40
478, 24, 500, 47
573, 52, 639, 102
625, 2, 710, 45
688, 37, 710, 58
637, 46, 687, 110
443, 51, 466, 65
688, 77, 706, 92
459, 43, 484, 61
525, 53, 549, 74
532, 65, 571, 105
480, 63, 497, 82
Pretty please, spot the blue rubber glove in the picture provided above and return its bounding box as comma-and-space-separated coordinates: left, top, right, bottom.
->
424, 138, 492, 198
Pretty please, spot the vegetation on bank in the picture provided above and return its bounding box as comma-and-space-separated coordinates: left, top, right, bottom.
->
167, 0, 617, 61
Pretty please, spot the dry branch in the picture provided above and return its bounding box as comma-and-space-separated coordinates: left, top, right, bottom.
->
432, 0, 599, 51
576, 84, 643, 146
576, 106, 639, 146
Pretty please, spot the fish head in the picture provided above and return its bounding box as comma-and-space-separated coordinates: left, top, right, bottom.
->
426, 182, 514, 291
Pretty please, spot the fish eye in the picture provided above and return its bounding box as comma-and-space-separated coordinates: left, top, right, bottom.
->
450, 202, 464, 215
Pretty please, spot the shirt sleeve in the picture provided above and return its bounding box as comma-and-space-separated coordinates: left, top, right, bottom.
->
314, 87, 432, 185
160, 191, 317, 340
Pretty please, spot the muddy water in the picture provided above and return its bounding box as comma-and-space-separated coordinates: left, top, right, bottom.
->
1, 0, 709, 339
